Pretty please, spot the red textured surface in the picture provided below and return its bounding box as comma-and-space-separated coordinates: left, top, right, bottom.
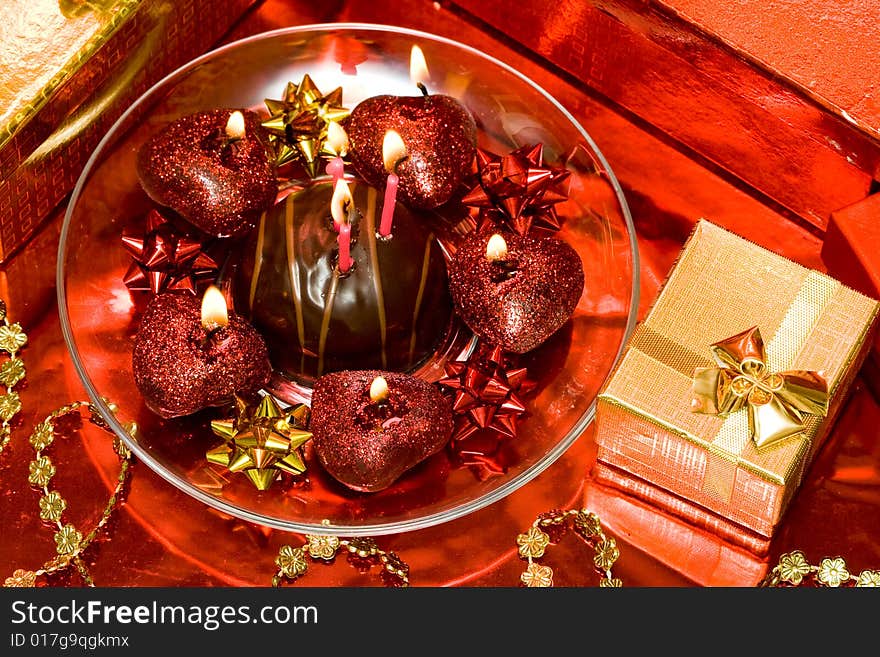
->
448, 0, 880, 230
821, 194, 880, 399
667, 0, 880, 140
2, 0, 879, 587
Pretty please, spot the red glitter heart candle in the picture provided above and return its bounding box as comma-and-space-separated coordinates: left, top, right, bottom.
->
447, 230, 585, 353
136, 109, 277, 238
309, 369, 454, 492
131, 286, 272, 419
346, 45, 477, 210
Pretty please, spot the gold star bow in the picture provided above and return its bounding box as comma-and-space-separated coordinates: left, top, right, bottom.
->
261, 74, 350, 177
691, 326, 828, 449
206, 395, 312, 490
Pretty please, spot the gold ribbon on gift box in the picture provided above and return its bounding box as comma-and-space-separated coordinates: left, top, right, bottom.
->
691, 325, 829, 449
598, 220, 879, 506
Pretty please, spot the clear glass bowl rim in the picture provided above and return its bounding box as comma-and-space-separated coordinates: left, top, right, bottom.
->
56, 22, 641, 536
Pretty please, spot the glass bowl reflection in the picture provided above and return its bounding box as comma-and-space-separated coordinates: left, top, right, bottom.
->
57, 23, 640, 536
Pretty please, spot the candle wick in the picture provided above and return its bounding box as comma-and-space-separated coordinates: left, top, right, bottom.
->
393, 154, 409, 173
212, 251, 233, 287
416, 82, 430, 98
200, 323, 225, 349
344, 198, 358, 226
489, 259, 518, 283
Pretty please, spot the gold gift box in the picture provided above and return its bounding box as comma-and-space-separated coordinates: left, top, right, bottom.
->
595, 220, 880, 541
0, 0, 256, 263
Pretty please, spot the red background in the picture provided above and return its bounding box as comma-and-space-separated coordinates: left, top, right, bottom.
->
2, 0, 879, 587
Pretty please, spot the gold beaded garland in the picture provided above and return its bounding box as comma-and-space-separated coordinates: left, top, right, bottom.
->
760, 550, 880, 588
273, 523, 409, 587
516, 508, 623, 587
0, 300, 24, 456
0, 296, 134, 588
4, 401, 135, 587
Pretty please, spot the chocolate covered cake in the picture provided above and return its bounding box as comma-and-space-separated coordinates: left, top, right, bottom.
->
230, 179, 455, 384
124, 60, 587, 496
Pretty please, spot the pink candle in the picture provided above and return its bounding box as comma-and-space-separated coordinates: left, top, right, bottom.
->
380, 130, 407, 239
326, 156, 344, 184
338, 221, 352, 273
379, 172, 398, 238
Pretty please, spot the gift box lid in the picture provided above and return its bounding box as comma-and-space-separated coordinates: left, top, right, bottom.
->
597, 219, 879, 507
0, 0, 140, 153
0, 0, 257, 264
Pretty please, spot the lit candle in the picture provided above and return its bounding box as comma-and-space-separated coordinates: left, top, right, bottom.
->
485, 234, 508, 262
225, 110, 246, 141
379, 130, 407, 238
325, 121, 349, 184
200, 284, 229, 340
330, 178, 349, 232
345, 44, 476, 210
369, 375, 390, 405
410, 45, 430, 96
331, 179, 356, 273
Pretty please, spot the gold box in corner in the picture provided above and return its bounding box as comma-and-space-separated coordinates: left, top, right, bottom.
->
594, 219, 879, 542
0, 0, 257, 263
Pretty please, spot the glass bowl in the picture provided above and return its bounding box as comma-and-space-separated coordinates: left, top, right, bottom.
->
58, 23, 639, 536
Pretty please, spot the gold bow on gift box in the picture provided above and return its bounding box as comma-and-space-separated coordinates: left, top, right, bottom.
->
691, 326, 829, 449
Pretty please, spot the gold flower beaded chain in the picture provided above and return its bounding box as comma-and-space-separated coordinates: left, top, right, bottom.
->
516, 508, 622, 587
760, 550, 880, 588
273, 527, 409, 587
0, 299, 135, 588
5, 402, 135, 588
0, 300, 27, 456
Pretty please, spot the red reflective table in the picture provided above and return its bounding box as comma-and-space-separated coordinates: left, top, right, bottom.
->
1, 0, 877, 588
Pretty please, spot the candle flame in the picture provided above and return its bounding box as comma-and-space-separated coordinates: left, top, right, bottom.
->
326, 121, 349, 157
485, 234, 508, 262
410, 45, 429, 88
225, 110, 246, 140
369, 376, 390, 403
382, 130, 407, 173
331, 178, 354, 227
201, 285, 229, 330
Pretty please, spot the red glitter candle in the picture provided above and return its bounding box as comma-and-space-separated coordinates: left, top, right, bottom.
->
346, 45, 477, 211
131, 288, 271, 419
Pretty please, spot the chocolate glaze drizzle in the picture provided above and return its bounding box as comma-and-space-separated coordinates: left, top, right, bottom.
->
232, 180, 454, 385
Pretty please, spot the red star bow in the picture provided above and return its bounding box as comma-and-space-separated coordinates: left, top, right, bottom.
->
122, 209, 219, 295
437, 342, 534, 479
461, 144, 571, 236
